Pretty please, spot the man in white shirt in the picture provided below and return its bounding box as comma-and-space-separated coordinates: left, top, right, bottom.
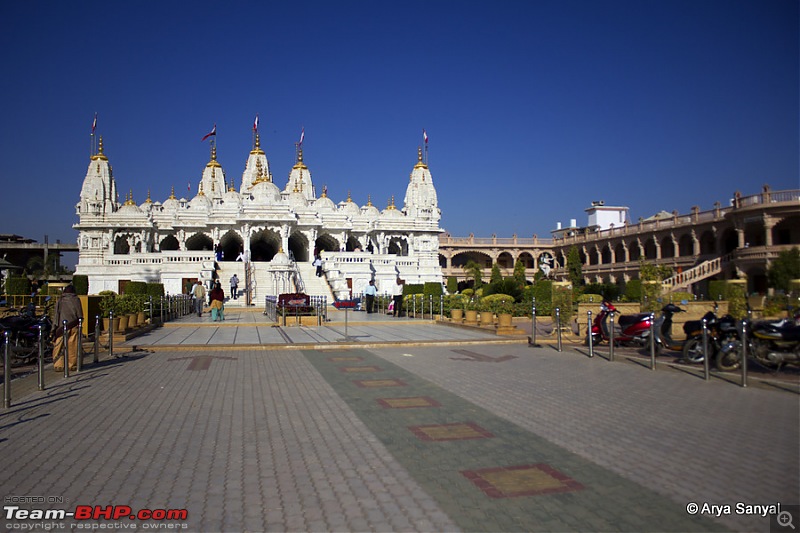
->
392, 278, 404, 317
364, 280, 377, 314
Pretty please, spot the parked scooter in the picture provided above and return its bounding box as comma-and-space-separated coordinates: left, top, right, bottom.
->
586, 301, 653, 346
652, 303, 686, 355
716, 312, 800, 372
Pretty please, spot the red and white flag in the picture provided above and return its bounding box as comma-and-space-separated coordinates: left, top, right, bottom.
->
423, 128, 428, 144
253, 114, 259, 133
201, 124, 216, 142
298, 127, 305, 146
91, 113, 97, 134
187, 181, 191, 193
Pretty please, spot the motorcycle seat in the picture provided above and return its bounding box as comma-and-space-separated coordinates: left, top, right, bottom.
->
755, 322, 800, 341
618, 313, 650, 327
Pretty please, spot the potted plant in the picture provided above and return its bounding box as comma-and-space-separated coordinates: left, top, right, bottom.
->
115, 295, 130, 331
449, 295, 463, 322
478, 299, 494, 326
464, 299, 478, 324
497, 299, 515, 328
99, 291, 119, 335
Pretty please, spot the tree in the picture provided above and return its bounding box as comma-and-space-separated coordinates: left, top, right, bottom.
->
490, 264, 502, 284
463, 260, 483, 288
513, 259, 527, 286
566, 246, 583, 288
767, 247, 800, 293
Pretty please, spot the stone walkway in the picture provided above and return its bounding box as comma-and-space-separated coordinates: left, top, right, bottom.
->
1, 310, 797, 532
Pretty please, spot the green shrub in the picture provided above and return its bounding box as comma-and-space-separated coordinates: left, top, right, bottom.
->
478, 294, 516, 314
624, 279, 642, 302
532, 280, 552, 315
125, 281, 147, 295
669, 291, 694, 303
484, 278, 523, 302
461, 288, 474, 298
72, 275, 89, 295
146, 283, 165, 298
552, 284, 573, 320
99, 291, 117, 318
423, 282, 443, 297
5, 276, 31, 295
446, 276, 458, 294
584, 283, 620, 301
578, 293, 604, 304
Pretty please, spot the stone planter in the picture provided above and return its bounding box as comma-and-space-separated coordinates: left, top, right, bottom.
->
464, 310, 478, 324
127, 313, 138, 328
116, 315, 128, 332
103, 317, 119, 335
479, 312, 494, 326
137, 311, 146, 325
450, 309, 463, 322
497, 313, 513, 328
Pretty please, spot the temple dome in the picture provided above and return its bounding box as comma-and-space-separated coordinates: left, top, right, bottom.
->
249, 180, 281, 205
339, 192, 360, 217
313, 193, 336, 212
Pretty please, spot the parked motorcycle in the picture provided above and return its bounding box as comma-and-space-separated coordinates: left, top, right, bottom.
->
586, 301, 653, 346
716, 312, 800, 372
680, 310, 738, 364
0, 299, 53, 364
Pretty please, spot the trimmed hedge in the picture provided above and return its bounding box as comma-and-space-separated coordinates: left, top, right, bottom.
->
125, 281, 148, 295
5, 276, 31, 295
446, 276, 458, 294
146, 282, 165, 298
72, 275, 89, 295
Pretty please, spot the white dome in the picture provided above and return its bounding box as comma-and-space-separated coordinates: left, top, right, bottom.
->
189, 193, 212, 211
272, 251, 291, 266
361, 204, 380, 219
339, 199, 360, 217
249, 181, 281, 205
314, 195, 336, 212
287, 189, 308, 209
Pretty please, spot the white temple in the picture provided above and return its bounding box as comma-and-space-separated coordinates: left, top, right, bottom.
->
74, 134, 443, 303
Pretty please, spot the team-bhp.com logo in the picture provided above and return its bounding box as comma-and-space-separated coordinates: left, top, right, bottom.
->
5, 504, 188, 523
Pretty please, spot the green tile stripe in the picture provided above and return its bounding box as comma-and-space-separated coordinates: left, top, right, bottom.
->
303, 349, 728, 532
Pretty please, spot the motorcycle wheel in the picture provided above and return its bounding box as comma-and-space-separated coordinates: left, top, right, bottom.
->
681, 337, 707, 363
715, 348, 741, 371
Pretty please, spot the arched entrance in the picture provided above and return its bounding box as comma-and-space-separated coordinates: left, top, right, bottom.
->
219, 230, 243, 261
250, 229, 280, 262
186, 233, 213, 251
160, 235, 179, 251
314, 234, 340, 255
289, 232, 309, 262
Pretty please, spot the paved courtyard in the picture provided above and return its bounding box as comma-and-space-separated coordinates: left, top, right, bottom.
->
1, 310, 797, 532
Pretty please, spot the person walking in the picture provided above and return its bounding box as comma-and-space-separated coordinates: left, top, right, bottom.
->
52, 285, 83, 372
364, 280, 377, 314
209, 282, 225, 321
191, 280, 206, 317
230, 274, 239, 300
392, 277, 405, 317
313, 256, 323, 277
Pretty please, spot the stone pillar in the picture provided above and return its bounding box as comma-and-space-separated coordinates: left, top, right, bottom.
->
763, 215, 775, 247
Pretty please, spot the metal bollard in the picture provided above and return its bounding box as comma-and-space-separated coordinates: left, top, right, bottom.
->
109, 310, 114, 359
587, 310, 594, 357
94, 315, 100, 364
4, 330, 11, 408
149, 296, 153, 325
63, 320, 69, 378
702, 318, 710, 381
76, 318, 83, 372
530, 304, 539, 347
440, 295, 444, 321
609, 311, 615, 362
160, 296, 164, 324
429, 295, 433, 320
38, 324, 45, 391
649, 313, 656, 370
556, 307, 562, 352
412, 295, 416, 318
740, 320, 748, 388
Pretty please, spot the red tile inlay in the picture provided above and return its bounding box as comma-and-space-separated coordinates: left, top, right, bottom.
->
409, 422, 494, 441
461, 463, 584, 498
352, 378, 408, 388
327, 355, 364, 362
376, 396, 442, 409
339, 366, 382, 373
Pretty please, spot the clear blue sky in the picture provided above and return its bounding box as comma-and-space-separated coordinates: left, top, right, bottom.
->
1, 1, 797, 254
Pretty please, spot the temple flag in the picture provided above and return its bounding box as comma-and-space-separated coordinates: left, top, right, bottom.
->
253, 114, 259, 132
92, 113, 97, 134
298, 127, 305, 146
201, 124, 216, 142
